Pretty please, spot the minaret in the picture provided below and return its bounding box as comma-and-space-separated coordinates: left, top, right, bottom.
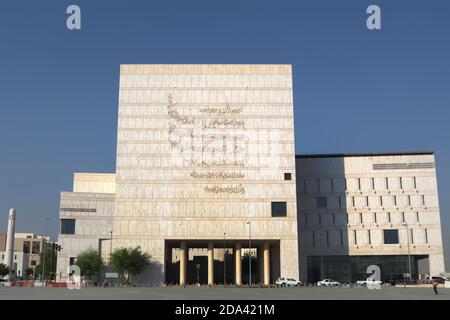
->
5, 208, 16, 280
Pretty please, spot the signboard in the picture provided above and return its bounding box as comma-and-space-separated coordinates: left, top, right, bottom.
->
105, 272, 119, 278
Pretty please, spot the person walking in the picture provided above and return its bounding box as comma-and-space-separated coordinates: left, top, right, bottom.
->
432, 279, 439, 295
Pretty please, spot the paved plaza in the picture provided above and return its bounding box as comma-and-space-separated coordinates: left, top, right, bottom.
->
0, 286, 448, 300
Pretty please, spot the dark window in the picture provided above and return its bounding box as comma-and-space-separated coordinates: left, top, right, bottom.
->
23, 241, 30, 254
284, 173, 291, 180
384, 230, 399, 244
61, 219, 76, 235
271, 202, 287, 217
69, 257, 76, 266
316, 197, 327, 208
425, 229, 428, 244
31, 260, 36, 266
32, 242, 40, 254
340, 230, 344, 246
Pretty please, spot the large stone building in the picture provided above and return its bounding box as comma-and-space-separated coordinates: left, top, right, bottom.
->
57, 64, 299, 285
297, 152, 445, 283
56, 64, 446, 285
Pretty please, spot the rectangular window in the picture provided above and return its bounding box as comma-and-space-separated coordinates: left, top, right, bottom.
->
371, 178, 375, 190
386, 177, 389, 189
271, 202, 287, 217
421, 195, 425, 206
374, 212, 377, 224
60, 219, 76, 235
359, 213, 363, 224
340, 230, 344, 246
284, 173, 291, 181
368, 230, 372, 245
352, 197, 355, 207
380, 196, 383, 207
331, 179, 334, 192
69, 257, 76, 266
388, 212, 391, 223
394, 196, 397, 206
326, 231, 330, 247
312, 231, 316, 247
401, 212, 405, 223
31, 260, 36, 266
346, 213, 349, 224
365, 196, 369, 207
32, 242, 40, 254
416, 212, 420, 223
316, 197, 328, 208
358, 178, 361, 190
345, 179, 347, 191
305, 214, 308, 225
332, 213, 336, 225
413, 177, 417, 189
410, 229, 414, 244
399, 177, 403, 189
23, 241, 30, 254
384, 229, 399, 244
338, 197, 342, 208
425, 229, 429, 244
408, 195, 411, 206
354, 230, 357, 245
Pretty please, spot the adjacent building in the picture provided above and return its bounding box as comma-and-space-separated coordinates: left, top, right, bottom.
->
56, 64, 446, 285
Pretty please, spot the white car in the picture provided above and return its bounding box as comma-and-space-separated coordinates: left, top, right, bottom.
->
357, 278, 383, 286
317, 279, 340, 287
275, 277, 303, 287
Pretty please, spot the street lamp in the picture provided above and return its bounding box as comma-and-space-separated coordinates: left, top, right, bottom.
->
402, 223, 412, 283
223, 232, 226, 285
41, 217, 50, 282
246, 221, 252, 286
109, 230, 113, 272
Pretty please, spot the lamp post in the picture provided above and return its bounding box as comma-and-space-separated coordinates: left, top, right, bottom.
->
109, 230, 113, 272
246, 221, 252, 286
403, 223, 412, 283
223, 232, 226, 285
41, 217, 50, 282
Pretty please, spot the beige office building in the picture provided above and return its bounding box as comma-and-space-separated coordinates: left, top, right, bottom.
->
57, 64, 299, 285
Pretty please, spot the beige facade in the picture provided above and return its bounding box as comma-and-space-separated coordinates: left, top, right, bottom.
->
57, 64, 299, 284
296, 152, 445, 282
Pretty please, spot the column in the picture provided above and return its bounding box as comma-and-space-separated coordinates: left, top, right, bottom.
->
235, 243, 242, 285
263, 242, 270, 286
208, 243, 214, 286
179, 241, 187, 285
258, 247, 264, 284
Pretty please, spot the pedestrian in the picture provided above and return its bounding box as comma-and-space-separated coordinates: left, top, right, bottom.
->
432, 280, 439, 295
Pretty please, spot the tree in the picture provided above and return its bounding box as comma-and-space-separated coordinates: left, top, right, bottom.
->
35, 249, 53, 280
0, 263, 9, 278
111, 246, 150, 285
75, 249, 104, 281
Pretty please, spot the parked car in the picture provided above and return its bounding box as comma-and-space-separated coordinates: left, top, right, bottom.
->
275, 277, 303, 287
357, 278, 383, 286
317, 279, 340, 287
431, 276, 447, 284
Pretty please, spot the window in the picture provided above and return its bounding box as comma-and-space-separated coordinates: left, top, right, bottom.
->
351, 197, 355, 207
305, 214, 308, 225
425, 229, 429, 244
344, 179, 347, 191
31, 260, 36, 266
316, 197, 327, 208
326, 231, 330, 247
359, 213, 363, 224
408, 195, 411, 206
69, 257, 76, 266
331, 179, 334, 192
399, 177, 403, 189
416, 212, 420, 223
394, 196, 397, 206
338, 197, 342, 208
23, 241, 30, 254
388, 212, 391, 223
340, 230, 344, 246
358, 178, 361, 190
384, 230, 399, 244
410, 229, 414, 244
374, 212, 377, 224
386, 177, 389, 189
284, 173, 291, 181
413, 177, 417, 189
14, 255, 17, 260
421, 195, 425, 206
271, 202, 287, 217
380, 196, 383, 207
61, 219, 76, 235
368, 230, 372, 245
353, 230, 357, 245
312, 231, 316, 247
332, 213, 336, 225
32, 242, 40, 254
401, 212, 405, 223
365, 196, 369, 207
371, 178, 375, 190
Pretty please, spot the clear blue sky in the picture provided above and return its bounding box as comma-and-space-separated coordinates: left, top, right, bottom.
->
0, 0, 449, 269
